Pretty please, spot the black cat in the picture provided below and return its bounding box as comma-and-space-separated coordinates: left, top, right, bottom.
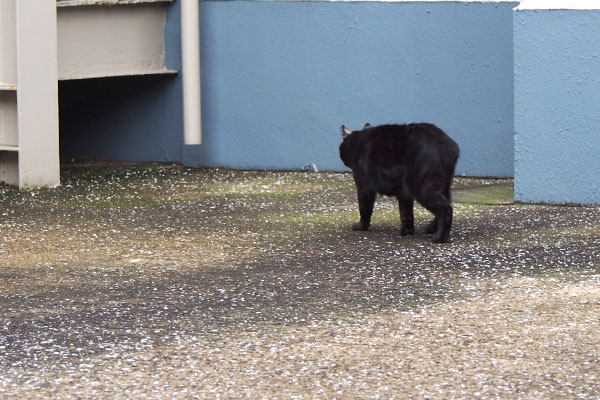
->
339, 123, 459, 243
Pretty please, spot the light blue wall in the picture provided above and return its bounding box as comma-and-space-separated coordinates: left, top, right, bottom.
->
514, 9, 600, 204
185, 1, 516, 176
60, 1, 516, 177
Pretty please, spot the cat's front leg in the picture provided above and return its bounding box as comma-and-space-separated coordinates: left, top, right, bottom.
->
398, 197, 415, 236
353, 189, 376, 231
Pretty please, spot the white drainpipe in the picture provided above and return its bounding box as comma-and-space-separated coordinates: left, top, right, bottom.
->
181, 0, 202, 145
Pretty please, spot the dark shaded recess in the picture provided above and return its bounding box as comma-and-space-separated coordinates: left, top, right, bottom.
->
58, 74, 182, 163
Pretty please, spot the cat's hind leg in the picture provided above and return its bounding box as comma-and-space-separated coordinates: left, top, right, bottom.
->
424, 217, 438, 234
416, 191, 452, 243
424, 183, 452, 235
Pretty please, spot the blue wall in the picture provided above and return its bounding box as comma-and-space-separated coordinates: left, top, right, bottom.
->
514, 9, 600, 204
59, 1, 516, 177
185, 1, 516, 176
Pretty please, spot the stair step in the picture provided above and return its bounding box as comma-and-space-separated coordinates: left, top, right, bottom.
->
57, 1, 176, 80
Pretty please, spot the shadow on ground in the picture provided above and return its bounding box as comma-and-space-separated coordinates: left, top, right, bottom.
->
0, 164, 598, 398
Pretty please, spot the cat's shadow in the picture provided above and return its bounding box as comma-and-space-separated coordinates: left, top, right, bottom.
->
351, 224, 432, 242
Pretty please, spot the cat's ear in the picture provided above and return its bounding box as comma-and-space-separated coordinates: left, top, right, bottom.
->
364, 123, 372, 129
341, 125, 353, 139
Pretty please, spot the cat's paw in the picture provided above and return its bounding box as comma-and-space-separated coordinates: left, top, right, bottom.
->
431, 232, 450, 243
352, 222, 369, 231
400, 226, 414, 236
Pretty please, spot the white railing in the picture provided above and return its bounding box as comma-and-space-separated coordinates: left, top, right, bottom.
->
0, 0, 182, 188
0, 0, 60, 188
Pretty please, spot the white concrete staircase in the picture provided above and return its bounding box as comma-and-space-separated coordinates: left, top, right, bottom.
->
0, 0, 175, 188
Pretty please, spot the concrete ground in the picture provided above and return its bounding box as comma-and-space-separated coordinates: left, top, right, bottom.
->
0, 164, 599, 398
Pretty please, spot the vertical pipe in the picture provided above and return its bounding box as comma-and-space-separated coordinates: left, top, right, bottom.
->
181, 0, 202, 145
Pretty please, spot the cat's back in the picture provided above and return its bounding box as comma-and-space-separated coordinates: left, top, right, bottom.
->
364, 124, 413, 166
367, 123, 434, 150
371, 123, 457, 151
368, 124, 408, 138
366, 123, 458, 166
367, 123, 440, 140
365, 124, 410, 148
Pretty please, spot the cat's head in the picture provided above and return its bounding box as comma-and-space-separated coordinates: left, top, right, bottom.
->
339, 123, 372, 168
340, 123, 372, 139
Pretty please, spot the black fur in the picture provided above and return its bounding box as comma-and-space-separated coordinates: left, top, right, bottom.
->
339, 123, 459, 243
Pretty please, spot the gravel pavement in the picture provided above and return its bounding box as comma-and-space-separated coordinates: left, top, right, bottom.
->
0, 165, 598, 399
